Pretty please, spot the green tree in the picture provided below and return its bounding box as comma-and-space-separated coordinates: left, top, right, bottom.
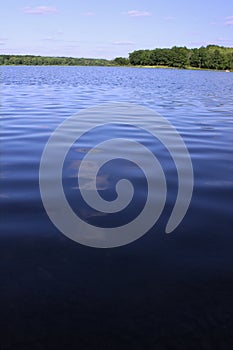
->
170, 46, 189, 68
190, 48, 201, 68
113, 57, 129, 65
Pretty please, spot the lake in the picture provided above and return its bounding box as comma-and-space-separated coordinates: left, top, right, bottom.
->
1, 66, 233, 349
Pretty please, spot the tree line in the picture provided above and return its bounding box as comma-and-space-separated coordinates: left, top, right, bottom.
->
1, 45, 233, 70
0, 55, 112, 66
128, 45, 233, 70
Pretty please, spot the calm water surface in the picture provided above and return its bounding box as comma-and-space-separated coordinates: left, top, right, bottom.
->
1, 66, 233, 349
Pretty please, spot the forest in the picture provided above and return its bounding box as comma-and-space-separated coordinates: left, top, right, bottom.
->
128, 45, 233, 70
0, 55, 111, 66
1, 45, 232, 70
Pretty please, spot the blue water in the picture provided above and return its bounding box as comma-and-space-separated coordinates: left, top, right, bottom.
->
1, 66, 233, 349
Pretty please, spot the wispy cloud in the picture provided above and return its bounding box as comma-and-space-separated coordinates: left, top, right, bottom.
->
23, 6, 58, 15
126, 10, 152, 17
189, 39, 233, 47
191, 31, 200, 35
112, 41, 135, 46
216, 38, 233, 46
0, 37, 7, 45
41, 37, 79, 44
189, 41, 209, 47
82, 12, 95, 16
163, 16, 175, 20
224, 16, 233, 25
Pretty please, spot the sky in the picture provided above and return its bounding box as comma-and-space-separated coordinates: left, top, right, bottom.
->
0, 0, 233, 59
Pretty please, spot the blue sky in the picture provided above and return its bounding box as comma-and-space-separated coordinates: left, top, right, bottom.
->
0, 0, 233, 59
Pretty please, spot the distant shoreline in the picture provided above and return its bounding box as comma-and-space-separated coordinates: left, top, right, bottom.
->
1, 44, 232, 72
1, 63, 231, 73
131, 65, 232, 72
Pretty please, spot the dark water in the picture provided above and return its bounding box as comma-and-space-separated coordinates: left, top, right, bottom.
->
1, 66, 233, 349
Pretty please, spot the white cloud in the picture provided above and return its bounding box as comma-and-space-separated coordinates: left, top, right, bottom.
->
112, 41, 135, 46
163, 16, 175, 20
82, 12, 95, 16
224, 15, 233, 25
216, 38, 233, 45
0, 37, 7, 45
189, 41, 209, 47
23, 6, 58, 15
41, 37, 79, 44
127, 10, 152, 17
